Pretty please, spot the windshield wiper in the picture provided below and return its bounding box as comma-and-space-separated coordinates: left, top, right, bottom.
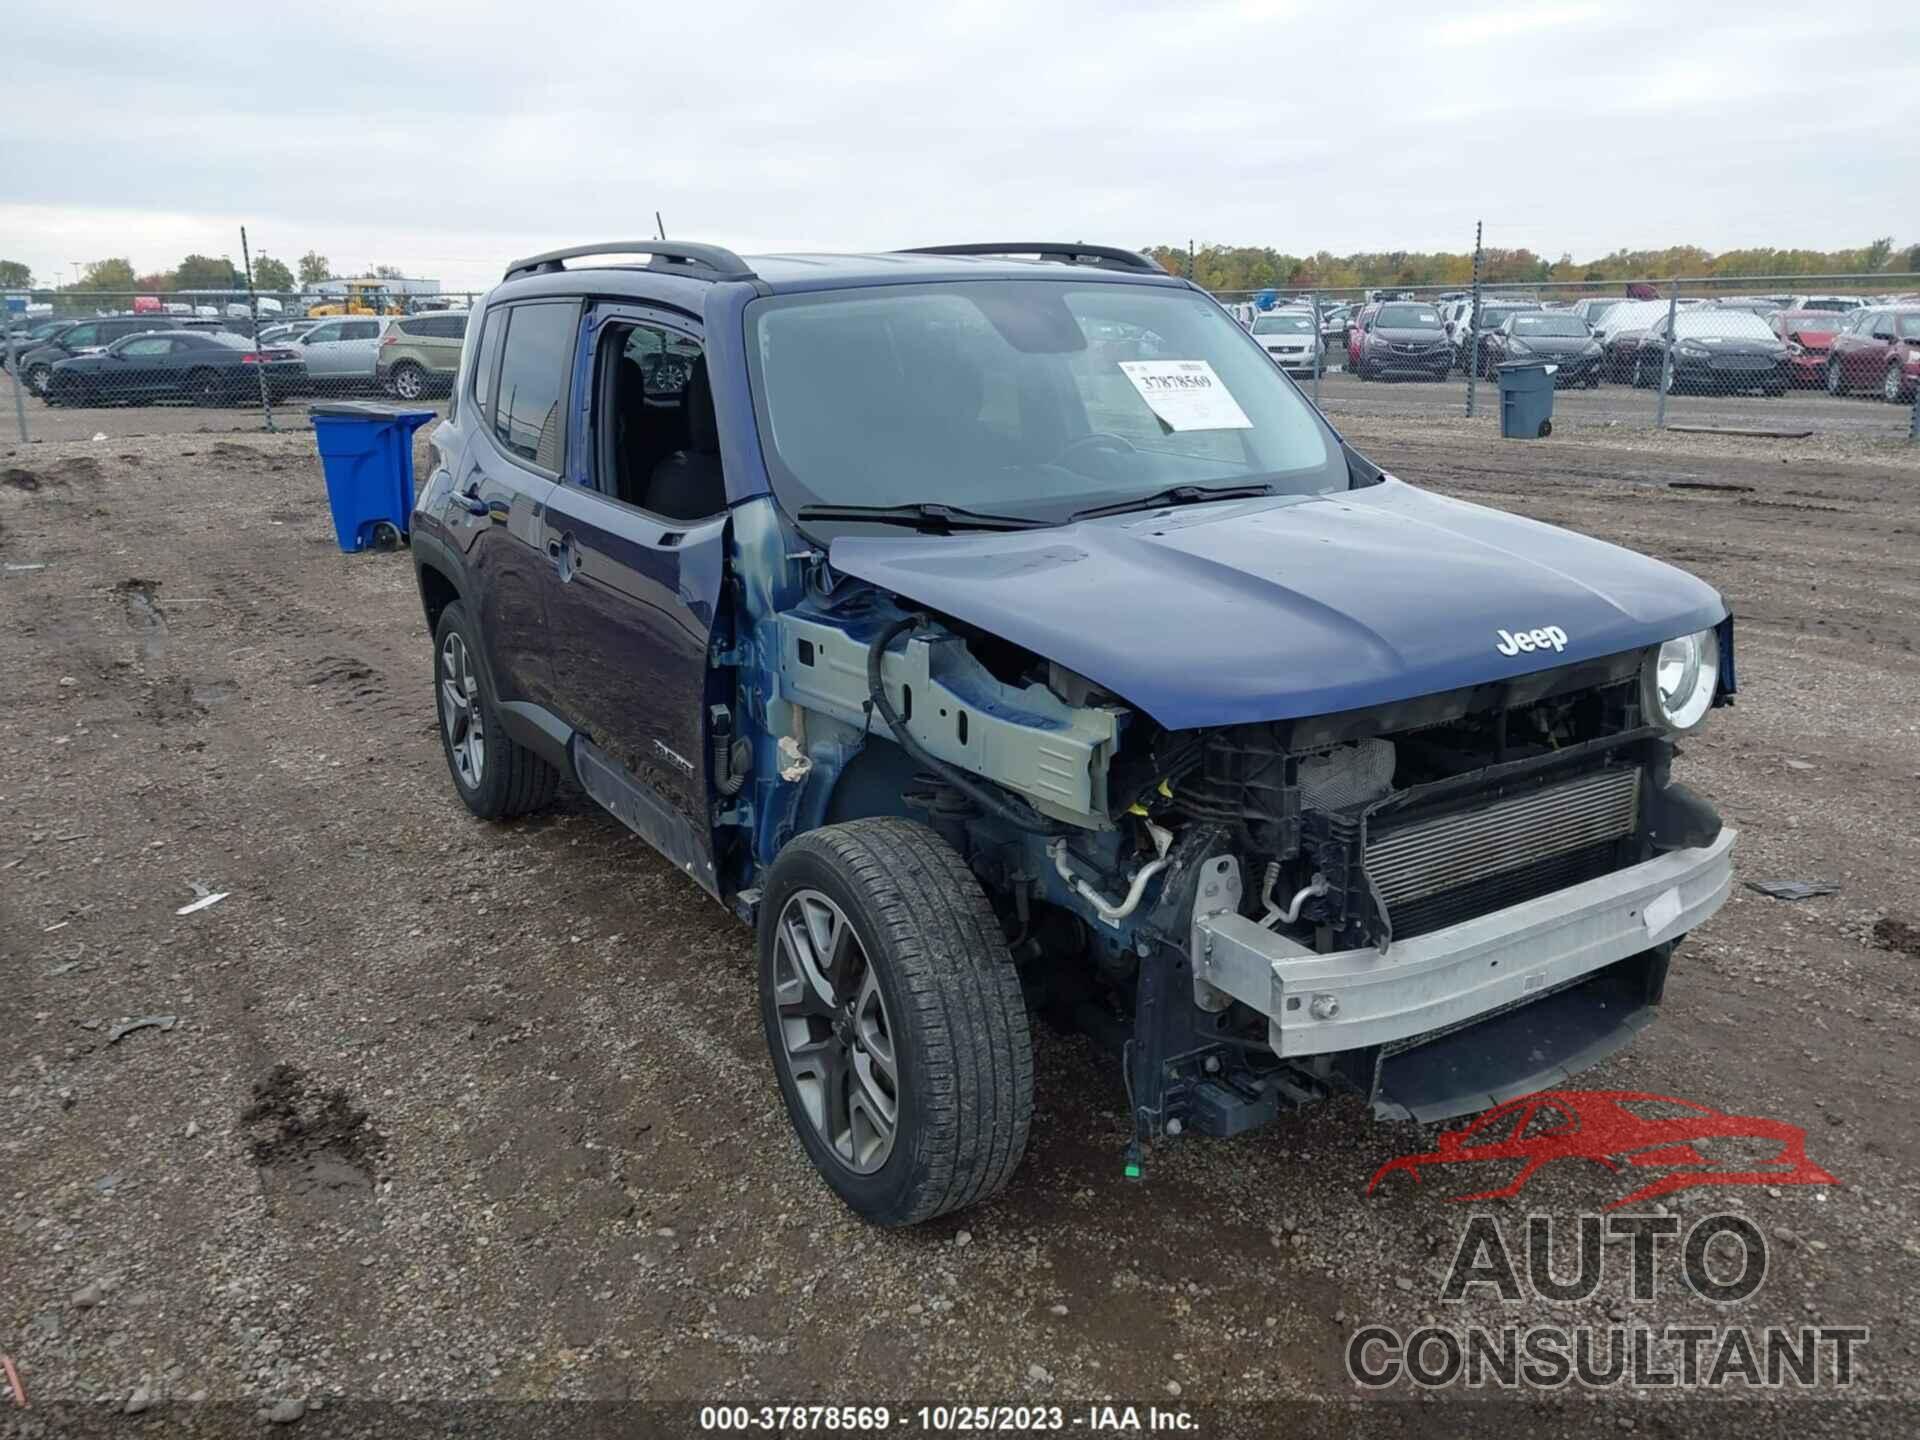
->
1068, 482, 1275, 523
795, 501, 1051, 533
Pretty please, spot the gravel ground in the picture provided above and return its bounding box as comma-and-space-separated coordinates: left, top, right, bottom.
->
3, 419, 1918, 1437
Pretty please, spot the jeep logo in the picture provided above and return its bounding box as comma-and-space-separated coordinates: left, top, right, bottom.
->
1496, 625, 1569, 656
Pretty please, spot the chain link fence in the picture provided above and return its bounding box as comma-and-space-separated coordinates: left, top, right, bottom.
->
2, 286, 489, 443
1210, 271, 1920, 443
7, 253, 1918, 445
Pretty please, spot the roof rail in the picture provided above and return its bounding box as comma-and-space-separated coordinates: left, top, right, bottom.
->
897, 243, 1165, 275
502, 242, 756, 283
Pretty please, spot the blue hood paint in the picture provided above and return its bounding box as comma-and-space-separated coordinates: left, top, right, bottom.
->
827, 479, 1727, 730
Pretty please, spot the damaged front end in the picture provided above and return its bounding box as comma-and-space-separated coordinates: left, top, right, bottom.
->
726, 527, 1735, 1163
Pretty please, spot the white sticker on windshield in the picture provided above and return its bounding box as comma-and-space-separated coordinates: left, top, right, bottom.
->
1117, 360, 1253, 432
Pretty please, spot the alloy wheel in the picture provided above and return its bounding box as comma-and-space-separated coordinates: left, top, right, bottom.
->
1827, 359, 1843, 395
771, 888, 899, 1174
1885, 363, 1904, 404
394, 365, 425, 400
438, 632, 486, 788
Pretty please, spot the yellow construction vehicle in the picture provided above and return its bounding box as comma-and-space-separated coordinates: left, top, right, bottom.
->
305, 279, 405, 317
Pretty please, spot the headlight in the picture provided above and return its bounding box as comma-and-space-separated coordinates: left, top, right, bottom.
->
1642, 628, 1720, 731
1676, 341, 1710, 356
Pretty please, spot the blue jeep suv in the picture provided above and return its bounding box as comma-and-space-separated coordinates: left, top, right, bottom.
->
412, 242, 1738, 1225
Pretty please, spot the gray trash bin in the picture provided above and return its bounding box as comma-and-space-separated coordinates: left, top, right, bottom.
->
1496, 363, 1555, 439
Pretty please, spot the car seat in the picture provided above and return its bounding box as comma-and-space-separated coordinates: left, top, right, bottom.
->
643, 353, 725, 521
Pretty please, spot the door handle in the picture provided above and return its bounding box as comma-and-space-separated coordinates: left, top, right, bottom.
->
547, 530, 579, 580
455, 478, 489, 517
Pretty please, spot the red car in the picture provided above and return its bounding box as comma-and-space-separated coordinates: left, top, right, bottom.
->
1771, 310, 1847, 388
1345, 301, 1379, 371
1824, 305, 1920, 402
1366, 1089, 1837, 1209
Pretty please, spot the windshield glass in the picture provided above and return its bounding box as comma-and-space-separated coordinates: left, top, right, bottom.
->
747, 280, 1343, 525
1510, 315, 1589, 338
1375, 304, 1440, 328
1251, 313, 1314, 334
1782, 312, 1842, 333
1674, 312, 1775, 340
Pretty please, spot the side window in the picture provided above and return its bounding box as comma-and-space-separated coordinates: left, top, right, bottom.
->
120, 337, 173, 356
445, 314, 470, 339
470, 310, 504, 417
342, 321, 379, 341
63, 324, 100, 347
305, 323, 342, 344
593, 319, 722, 519
491, 301, 578, 473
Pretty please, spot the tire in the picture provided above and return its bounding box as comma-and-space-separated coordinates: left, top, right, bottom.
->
25, 363, 52, 395
1826, 358, 1845, 396
1885, 362, 1906, 405
390, 362, 427, 401
758, 818, 1033, 1226
186, 368, 225, 407
432, 601, 559, 820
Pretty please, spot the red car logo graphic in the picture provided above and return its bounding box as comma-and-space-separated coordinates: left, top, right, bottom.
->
1367, 1090, 1837, 1209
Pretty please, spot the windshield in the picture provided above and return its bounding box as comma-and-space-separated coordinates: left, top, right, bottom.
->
1674, 312, 1775, 341
1782, 312, 1842, 333
1375, 304, 1440, 328
1251, 313, 1314, 334
1510, 314, 1589, 338
747, 280, 1343, 525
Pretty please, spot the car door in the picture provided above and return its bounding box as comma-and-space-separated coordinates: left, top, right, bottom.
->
1832, 310, 1873, 385
451, 299, 570, 718
335, 319, 384, 383
1860, 311, 1899, 386
299, 321, 348, 382
538, 302, 727, 875
113, 335, 176, 398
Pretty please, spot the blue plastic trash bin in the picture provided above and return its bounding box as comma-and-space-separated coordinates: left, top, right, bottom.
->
309, 402, 438, 552
1496, 363, 1555, 440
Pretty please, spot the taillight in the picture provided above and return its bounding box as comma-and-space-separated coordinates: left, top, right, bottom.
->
241, 353, 262, 364
380, 334, 398, 347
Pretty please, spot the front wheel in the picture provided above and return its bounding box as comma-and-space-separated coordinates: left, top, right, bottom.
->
759, 819, 1033, 1226
1826, 358, 1845, 396
25, 363, 52, 395
1885, 362, 1908, 404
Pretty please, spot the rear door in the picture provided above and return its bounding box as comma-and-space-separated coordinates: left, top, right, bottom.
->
538, 302, 727, 863
299, 321, 349, 382
335, 319, 384, 382
451, 299, 574, 716
114, 335, 176, 397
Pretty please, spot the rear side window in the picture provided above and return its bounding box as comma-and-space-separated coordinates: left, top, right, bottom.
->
341, 321, 380, 341
491, 301, 578, 472
470, 310, 504, 417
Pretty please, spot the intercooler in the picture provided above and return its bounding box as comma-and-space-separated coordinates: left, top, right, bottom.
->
1366, 765, 1642, 939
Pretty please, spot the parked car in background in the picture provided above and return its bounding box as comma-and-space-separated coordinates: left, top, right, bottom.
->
1785, 294, 1866, 315
1461, 301, 1544, 375
1480, 312, 1604, 386
2, 315, 73, 367
1344, 302, 1378, 369
1318, 303, 1353, 346
1824, 306, 1920, 401
1587, 300, 1674, 383
1350, 301, 1451, 380
1706, 297, 1784, 319
1248, 309, 1323, 376
1632, 310, 1788, 395
1769, 310, 1847, 388
1567, 298, 1630, 329
14, 315, 225, 395
377, 311, 470, 398
44, 330, 304, 407
294, 315, 399, 392
258, 320, 325, 347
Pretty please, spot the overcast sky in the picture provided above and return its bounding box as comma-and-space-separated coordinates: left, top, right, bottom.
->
3, 0, 1915, 292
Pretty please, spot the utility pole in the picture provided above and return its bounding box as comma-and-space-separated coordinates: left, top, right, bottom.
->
239, 227, 276, 433
1655, 286, 1679, 429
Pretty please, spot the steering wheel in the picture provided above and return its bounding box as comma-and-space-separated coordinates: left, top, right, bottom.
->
1056, 432, 1140, 465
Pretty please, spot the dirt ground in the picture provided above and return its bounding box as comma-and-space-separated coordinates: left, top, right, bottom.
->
4, 419, 1919, 1437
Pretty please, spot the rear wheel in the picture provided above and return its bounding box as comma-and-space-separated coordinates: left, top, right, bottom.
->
432, 602, 559, 820
758, 818, 1033, 1226
390, 362, 427, 401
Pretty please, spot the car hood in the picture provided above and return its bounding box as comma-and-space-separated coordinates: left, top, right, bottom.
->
827, 480, 1727, 730
1372, 327, 1445, 344
1674, 337, 1782, 355
1786, 330, 1833, 350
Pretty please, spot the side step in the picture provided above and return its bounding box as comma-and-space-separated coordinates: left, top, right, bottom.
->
572, 736, 720, 899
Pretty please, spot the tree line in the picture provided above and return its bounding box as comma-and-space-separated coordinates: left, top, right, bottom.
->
0, 253, 411, 295
1144, 238, 1920, 293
